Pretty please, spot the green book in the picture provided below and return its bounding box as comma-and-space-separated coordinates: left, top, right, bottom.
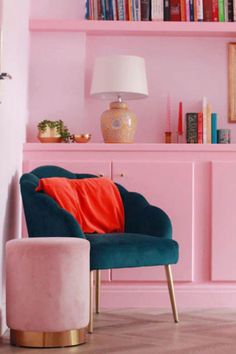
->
218, 0, 225, 22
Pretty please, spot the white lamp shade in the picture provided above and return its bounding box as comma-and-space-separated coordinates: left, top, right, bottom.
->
90, 55, 148, 100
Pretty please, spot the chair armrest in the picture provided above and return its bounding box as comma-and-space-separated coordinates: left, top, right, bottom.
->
122, 191, 172, 239
21, 181, 85, 239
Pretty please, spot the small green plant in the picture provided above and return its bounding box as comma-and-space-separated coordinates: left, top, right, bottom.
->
37, 119, 71, 143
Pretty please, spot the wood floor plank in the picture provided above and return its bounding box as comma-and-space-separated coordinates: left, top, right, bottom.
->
1, 309, 236, 353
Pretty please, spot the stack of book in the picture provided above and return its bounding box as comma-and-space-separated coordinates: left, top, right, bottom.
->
186, 98, 218, 144
85, 0, 235, 21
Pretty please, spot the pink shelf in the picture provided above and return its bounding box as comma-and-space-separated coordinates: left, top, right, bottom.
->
23, 143, 236, 152
29, 19, 236, 37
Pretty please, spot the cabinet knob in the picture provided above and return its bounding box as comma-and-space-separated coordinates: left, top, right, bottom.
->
120, 173, 124, 177
97, 173, 104, 177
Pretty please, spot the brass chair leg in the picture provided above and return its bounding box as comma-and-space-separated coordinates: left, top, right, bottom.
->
96, 270, 101, 314
88, 271, 94, 333
165, 265, 179, 323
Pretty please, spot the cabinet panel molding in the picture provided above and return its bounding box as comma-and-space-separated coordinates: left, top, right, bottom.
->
112, 160, 194, 282
211, 161, 236, 281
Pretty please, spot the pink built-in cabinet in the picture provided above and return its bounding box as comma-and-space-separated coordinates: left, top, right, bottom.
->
23, 143, 236, 308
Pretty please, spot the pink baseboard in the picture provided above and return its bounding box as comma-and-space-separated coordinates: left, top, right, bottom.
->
100, 284, 236, 309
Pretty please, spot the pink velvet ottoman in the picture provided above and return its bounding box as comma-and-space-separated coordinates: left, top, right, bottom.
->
6, 237, 90, 348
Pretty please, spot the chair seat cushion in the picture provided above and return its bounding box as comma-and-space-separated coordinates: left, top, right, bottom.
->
86, 233, 179, 270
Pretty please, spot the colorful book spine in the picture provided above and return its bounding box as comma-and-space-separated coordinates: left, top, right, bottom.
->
85, 0, 90, 19
141, 0, 151, 19
203, 0, 212, 20
228, 0, 234, 21
135, 0, 141, 19
224, 0, 228, 21
202, 97, 207, 144
197, 0, 204, 20
212, 0, 219, 20
218, 0, 225, 21
180, 0, 187, 20
206, 103, 212, 144
198, 112, 203, 144
194, 0, 198, 20
189, 0, 194, 20
152, 0, 164, 20
186, 0, 190, 20
186, 113, 198, 143
101, 0, 107, 19
211, 113, 217, 144
170, 0, 181, 20
164, 0, 171, 19
112, 0, 118, 19
117, 0, 125, 19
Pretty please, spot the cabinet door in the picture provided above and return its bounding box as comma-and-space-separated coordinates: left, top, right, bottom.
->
212, 161, 236, 281
24, 159, 111, 178
112, 161, 194, 282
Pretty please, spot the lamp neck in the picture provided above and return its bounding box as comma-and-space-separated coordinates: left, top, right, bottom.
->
110, 101, 128, 110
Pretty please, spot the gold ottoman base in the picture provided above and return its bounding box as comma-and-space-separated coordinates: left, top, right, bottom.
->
10, 328, 87, 348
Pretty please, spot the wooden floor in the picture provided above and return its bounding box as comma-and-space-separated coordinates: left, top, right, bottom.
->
1, 309, 236, 353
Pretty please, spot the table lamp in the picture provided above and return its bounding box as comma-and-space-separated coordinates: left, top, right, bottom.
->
90, 55, 148, 143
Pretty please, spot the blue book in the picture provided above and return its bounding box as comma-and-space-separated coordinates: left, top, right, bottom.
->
211, 113, 217, 144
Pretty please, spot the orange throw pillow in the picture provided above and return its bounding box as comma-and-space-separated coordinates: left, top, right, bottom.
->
36, 177, 124, 234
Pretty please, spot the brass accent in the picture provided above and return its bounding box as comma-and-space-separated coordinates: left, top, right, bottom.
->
73, 134, 91, 143
165, 131, 172, 144
10, 328, 86, 348
88, 271, 94, 333
96, 270, 101, 314
165, 265, 179, 323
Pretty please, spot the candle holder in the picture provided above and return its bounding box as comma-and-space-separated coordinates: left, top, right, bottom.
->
165, 131, 172, 144
177, 133, 184, 143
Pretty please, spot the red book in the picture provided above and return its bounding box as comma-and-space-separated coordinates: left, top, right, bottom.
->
170, 0, 181, 20
203, 0, 212, 20
180, 0, 187, 20
198, 112, 203, 144
194, 0, 198, 20
212, 0, 219, 20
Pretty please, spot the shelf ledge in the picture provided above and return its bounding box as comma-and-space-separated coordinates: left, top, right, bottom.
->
29, 20, 236, 37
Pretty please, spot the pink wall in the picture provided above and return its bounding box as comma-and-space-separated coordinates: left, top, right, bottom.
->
0, 0, 30, 335
28, 2, 236, 143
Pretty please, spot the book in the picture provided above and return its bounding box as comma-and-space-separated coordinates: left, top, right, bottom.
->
141, 0, 151, 20
212, 0, 219, 20
202, 97, 207, 144
170, 0, 181, 20
203, 0, 212, 21
228, 0, 234, 20
189, 0, 194, 20
206, 103, 212, 144
117, 0, 125, 19
194, 0, 198, 20
224, 0, 228, 21
186, 0, 190, 20
186, 113, 198, 143
152, 0, 164, 20
197, 0, 204, 20
218, 0, 225, 21
180, 0, 187, 20
198, 112, 203, 144
211, 113, 217, 144
164, 0, 171, 19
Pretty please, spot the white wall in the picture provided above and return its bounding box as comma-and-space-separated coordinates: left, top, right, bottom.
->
0, 0, 30, 334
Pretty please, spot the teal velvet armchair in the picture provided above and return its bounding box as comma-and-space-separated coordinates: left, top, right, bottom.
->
20, 165, 179, 332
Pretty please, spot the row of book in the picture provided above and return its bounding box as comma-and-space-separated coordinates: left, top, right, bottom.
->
85, 0, 236, 21
186, 111, 231, 144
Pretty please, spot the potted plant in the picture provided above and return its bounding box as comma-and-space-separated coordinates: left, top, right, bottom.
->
37, 119, 71, 143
